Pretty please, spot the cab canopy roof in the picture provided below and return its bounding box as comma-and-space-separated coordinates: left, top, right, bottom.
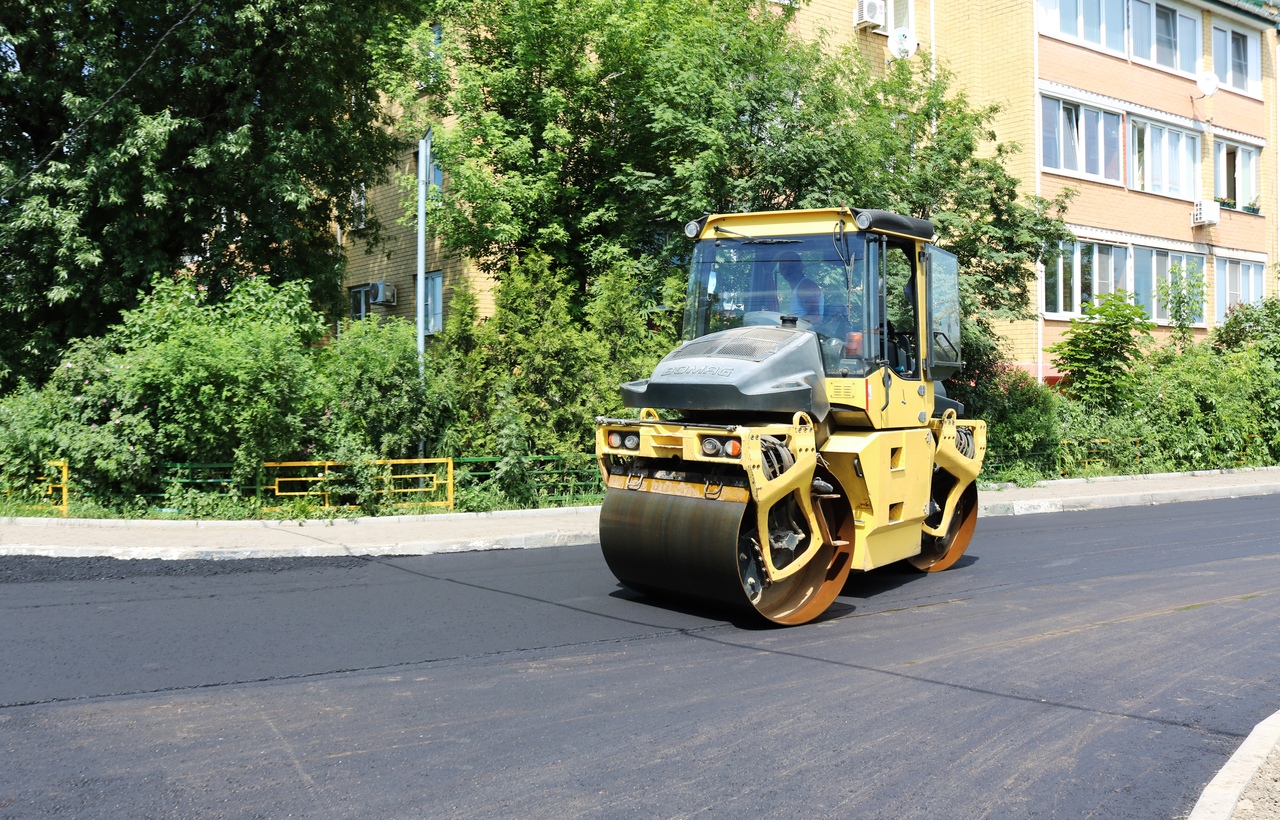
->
689, 207, 934, 242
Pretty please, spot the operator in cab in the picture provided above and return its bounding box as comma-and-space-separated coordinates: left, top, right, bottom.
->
778, 250, 824, 325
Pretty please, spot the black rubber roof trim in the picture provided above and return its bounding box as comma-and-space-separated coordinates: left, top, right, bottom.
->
852, 208, 934, 241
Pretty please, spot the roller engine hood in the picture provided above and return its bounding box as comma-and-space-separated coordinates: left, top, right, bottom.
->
620, 325, 830, 421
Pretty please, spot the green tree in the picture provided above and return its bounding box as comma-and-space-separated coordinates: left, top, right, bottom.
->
404, 0, 1070, 421
0, 0, 421, 389
1049, 291, 1153, 409
1156, 263, 1205, 351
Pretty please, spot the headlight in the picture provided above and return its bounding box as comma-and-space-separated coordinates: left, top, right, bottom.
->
608, 431, 623, 448
623, 433, 640, 450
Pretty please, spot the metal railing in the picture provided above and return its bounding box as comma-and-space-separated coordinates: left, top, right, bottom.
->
0, 460, 69, 517
257, 458, 454, 510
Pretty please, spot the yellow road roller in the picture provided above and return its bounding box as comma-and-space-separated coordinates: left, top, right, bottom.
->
595, 207, 987, 625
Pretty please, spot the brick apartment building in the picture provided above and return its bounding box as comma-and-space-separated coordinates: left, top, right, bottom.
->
343, 0, 1280, 380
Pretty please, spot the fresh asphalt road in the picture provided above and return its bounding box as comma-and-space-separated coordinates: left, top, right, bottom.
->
2, 498, 1279, 818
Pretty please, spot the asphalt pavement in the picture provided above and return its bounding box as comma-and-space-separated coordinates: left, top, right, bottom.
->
3, 465, 1279, 819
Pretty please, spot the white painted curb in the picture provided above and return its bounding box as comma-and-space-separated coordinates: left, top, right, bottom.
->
1189, 710, 1280, 820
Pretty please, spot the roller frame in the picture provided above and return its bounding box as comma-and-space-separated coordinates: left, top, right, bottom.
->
598, 412, 825, 587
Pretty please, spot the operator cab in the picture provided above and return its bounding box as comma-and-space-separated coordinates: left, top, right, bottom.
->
682, 208, 964, 384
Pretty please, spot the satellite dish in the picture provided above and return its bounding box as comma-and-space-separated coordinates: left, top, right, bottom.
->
889, 27, 918, 60
1196, 71, 1220, 97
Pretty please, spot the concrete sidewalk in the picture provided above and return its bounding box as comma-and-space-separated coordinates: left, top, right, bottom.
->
4, 465, 1280, 562
2, 466, 1278, 818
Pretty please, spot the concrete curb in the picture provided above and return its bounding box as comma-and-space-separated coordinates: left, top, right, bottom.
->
0, 527, 603, 561
0, 504, 602, 530
977, 483, 1280, 517
1189, 710, 1280, 820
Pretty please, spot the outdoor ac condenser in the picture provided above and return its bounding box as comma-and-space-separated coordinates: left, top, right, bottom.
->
854, 0, 887, 30
1191, 200, 1221, 227
369, 281, 397, 306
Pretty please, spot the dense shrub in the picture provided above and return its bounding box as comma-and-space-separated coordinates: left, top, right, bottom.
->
435, 253, 675, 459
1048, 291, 1152, 409
1214, 295, 1280, 361
1128, 343, 1280, 471
972, 365, 1060, 469
316, 318, 453, 459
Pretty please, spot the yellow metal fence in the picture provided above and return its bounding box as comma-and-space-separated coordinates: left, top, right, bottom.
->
258, 458, 454, 510
0, 460, 70, 517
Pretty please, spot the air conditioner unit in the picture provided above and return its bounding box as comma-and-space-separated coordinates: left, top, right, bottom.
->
853, 0, 887, 30
1191, 199, 1221, 227
369, 281, 397, 306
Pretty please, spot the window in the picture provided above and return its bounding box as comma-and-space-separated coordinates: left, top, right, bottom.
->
1216, 259, 1265, 321
1214, 141, 1258, 210
1132, 1, 1198, 73
351, 184, 368, 230
418, 151, 444, 202
1132, 247, 1204, 323
1041, 97, 1122, 182
1044, 241, 1129, 316
1213, 25, 1261, 94
890, 0, 911, 30
1039, 0, 1126, 53
350, 285, 373, 320
1129, 119, 1198, 199
426, 271, 444, 334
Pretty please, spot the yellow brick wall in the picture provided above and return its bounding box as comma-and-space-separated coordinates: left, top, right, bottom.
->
341, 149, 497, 328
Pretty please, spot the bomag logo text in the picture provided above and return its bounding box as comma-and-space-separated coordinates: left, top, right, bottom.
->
660, 365, 735, 377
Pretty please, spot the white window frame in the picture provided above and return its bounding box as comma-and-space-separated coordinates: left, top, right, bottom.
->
351, 184, 368, 230
1131, 246, 1205, 325
1131, 1, 1200, 75
1129, 117, 1199, 200
425, 271, 444, 334
1214, 140, 1259, 211
876, 0, 913, 33
350, 284, 373, 320
419, 151, 444, 205
1037, 0, 1127, 56
1041, 96, 1123, 183
1043, 240, 1130, 318
1212, 23, 1262, 96
1215, 258, 1266, 322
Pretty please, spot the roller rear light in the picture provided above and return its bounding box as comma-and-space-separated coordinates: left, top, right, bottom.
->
700, 436, 742, 459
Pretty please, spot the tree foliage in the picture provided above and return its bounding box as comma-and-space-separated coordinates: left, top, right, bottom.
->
0, 0, 422, 389
1049, 291, 1153, 409
1213, 293, 1280, 360
402, 0, 1071, 410
1156, 263, 1205, 351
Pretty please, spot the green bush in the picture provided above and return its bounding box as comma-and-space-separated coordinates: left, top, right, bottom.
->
1214, 294, 1280, 362
0, 384, 62, 496
317, 317, 451, 459
973, 365, 1060, 463
0, 276, 325, 504
1053, 399, 1146, 476
1049, 291, 1153, 410
1128, 343, 1280, 471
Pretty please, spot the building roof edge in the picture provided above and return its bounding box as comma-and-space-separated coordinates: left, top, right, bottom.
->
1205, 0, 1279, 26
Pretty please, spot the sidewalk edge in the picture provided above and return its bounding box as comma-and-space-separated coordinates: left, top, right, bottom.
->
1188, 710, 1280, 820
